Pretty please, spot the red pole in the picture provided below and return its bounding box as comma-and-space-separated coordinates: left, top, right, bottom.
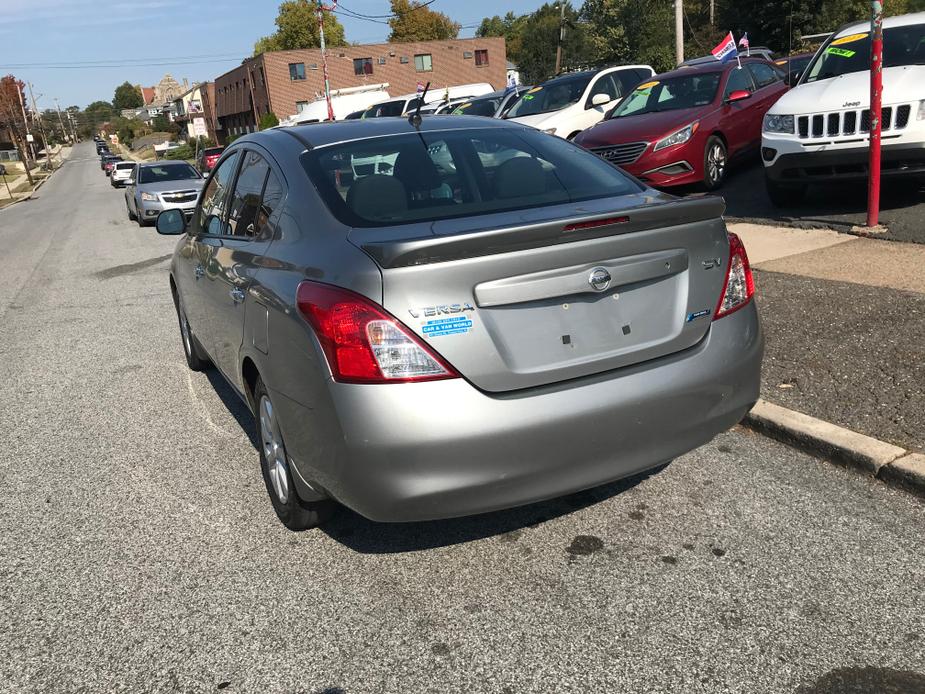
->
867, 0, 883, 227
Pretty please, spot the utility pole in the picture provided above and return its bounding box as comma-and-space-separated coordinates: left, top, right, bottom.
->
16, 82, 35, 163
554, 2, 567, 75
867, 0, 883, 227
53, 98, 69, 144
675, 0, 684, 66
28, 83, 54, 171
709, 0, 714, 26
317, 0, 336, 121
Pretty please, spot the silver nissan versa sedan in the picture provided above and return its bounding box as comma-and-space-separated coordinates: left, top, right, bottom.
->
156, 115, 763, 530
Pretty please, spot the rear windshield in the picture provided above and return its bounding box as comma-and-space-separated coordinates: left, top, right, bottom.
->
204, 148, 224, 156
138, 163, 199, 184
452, 97, 501, 117
114, 162, 135, 170
362, 99, 407, 118
804, 23, 925, 83
610, 73, 722, 118
506, 74, 593, 117
302, 127, 641, 227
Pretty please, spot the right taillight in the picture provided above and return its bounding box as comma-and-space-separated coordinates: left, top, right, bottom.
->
713, 232, 755, 320
295, 281, 460, 384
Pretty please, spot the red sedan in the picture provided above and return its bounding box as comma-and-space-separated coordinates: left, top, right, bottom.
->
574, 58, 788, 190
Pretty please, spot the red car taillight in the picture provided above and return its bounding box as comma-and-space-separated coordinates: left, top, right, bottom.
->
296, 281, 460, 383
713, 232, 755, 320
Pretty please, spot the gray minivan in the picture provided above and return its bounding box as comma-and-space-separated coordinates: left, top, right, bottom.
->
157, 116, 762, 530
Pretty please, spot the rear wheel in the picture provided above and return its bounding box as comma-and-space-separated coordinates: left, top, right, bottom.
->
703, 136, 727, 191
766, 178, 808, 207
254, 378, 336, 530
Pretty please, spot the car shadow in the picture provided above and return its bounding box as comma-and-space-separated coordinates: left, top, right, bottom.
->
319, 465, 668, 554
204, 368, 260, 449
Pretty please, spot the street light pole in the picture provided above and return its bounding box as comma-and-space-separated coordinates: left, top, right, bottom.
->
866, 0, 883, 228
675, 0, 684, 66
317, 0, 336, 122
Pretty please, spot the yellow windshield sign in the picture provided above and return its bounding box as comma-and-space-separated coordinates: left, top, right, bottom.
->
636, 81, 660, 90
832, 32, 868, 46
527, 86, 543, 94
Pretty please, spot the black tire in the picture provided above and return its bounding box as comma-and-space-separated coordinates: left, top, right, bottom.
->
703, 135, 727, 191
126, 202, 136, 221
173, 293, 210, 371
765, 178, 808, 207
566, 131, 581, 141
253, 377, 336, 530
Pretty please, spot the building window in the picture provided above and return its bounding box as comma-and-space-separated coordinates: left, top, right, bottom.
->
414, 54, 433, 72
353, 57, 373, 75
296, 101, 309, 113
289, 63, 306, 81
378, 57, 386, 65
400, 56, 409, 64
463, 51, 473, 59
309, 63, 318, 70
475, 49, 489, 66
259, 67, 265, 84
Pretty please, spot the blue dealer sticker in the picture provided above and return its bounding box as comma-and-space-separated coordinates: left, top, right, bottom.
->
686, 309, 711, 322
422, 316, 473, 337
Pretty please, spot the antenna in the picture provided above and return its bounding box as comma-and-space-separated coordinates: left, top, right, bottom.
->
408, 81, 430, 129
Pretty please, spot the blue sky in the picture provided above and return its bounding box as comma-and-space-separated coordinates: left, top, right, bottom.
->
0, 0, 540, 110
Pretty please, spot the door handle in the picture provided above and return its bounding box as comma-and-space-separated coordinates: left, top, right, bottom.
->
194, 264, 204, 280
230, 287, 245, 304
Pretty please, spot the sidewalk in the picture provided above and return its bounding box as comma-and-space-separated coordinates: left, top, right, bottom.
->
0, 144, 72, 208
730, 222, 925, 453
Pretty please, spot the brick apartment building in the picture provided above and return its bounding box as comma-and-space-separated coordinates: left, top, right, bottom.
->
213, 37, 506, 142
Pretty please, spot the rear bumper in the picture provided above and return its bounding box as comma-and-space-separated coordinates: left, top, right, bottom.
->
763, 141, 925, 183
285, 302, 763, 522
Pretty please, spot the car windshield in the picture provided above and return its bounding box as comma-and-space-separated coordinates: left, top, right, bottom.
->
362, 100, 406, 118
204, 148, 223, 157
805, 23, 925, 83
138, 163, 199, 184
609, 73, 722, 118
505, 74, 593, 117
302, 127, 640, 227
452, 97, 502, 117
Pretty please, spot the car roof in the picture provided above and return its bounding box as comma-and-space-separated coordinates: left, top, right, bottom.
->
837, 10, 925, 36
654, 57, 769, 81
238, 114, 522, 151
137, 160, 192, 167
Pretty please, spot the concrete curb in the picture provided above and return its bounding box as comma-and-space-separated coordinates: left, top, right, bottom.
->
743, 399, 924, 496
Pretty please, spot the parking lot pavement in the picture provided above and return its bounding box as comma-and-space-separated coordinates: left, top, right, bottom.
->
2, 143, 924, 693
709, 160, 925, 245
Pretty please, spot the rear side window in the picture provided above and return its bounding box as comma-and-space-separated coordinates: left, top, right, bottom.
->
197, 151, 240, 236
227, 152, 270, 238
302, 128, 640, 227
724, 67, 755, 97
747, 62, 779, 88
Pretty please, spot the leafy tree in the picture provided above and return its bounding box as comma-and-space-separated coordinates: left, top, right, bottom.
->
151, 114, 179, 135
259, 111, 280, 130
388, 0, 460, 42
113, 81, 143, 111
85, 100, 113, 115
512, 3, 589, 84
254, 0, 347, 55
476, 12, 526, 58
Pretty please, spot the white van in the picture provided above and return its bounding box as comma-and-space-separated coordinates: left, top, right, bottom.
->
762, 12, 925, 205
360, 83, 495, 118
288, 83, 391, 124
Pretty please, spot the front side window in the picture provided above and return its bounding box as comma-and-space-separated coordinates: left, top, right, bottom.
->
354, 57, 373, 76
302, 128, 640, 227
587, 74, 619, 106
475, 49, 489, 66
723, 67, 755, 98
296, 100, 309, 113
609, 72, 721, 118
414, 54, 432, 72
289, 63, 306, 81
227, 152, 271, 238
197, 151, 240, 236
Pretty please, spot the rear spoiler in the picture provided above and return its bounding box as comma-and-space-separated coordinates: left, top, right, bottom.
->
359, 195, 726, 269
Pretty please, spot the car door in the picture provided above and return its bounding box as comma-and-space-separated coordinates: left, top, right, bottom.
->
176, 150, 241, 356
123, 167, 137, 213
745, 62, 786, 147
197, 148, 284, 386
718, 66, 758, 158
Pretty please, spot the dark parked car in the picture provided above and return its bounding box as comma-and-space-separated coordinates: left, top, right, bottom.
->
773, 52, 815, 85
155, 116, 763, 530
197, 146, 225, 173
575, 58, 788, 190
100, 153, 121, 173
0, 164, 6, 176
103, 156, 123, 176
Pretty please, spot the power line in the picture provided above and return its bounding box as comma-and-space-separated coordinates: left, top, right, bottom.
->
336, 0, 437, 19
1, 51, 248, 68
0, 58, 244, 70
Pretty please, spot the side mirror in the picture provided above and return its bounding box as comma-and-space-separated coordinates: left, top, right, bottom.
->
590, 93, 611, 108
156, 209, 186, 235
785, 70, 801, 87
726, 89, 751, 104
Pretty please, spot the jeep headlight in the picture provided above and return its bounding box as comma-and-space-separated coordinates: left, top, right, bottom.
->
654, 122, 698, 151
140, 192, 158, 202
763, 114, 795, 134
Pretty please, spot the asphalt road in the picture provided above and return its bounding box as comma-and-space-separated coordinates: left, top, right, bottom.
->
1, 143, 923, 694
690, 159, 925, 245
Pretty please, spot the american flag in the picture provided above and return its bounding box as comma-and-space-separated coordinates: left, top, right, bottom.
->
738, 32, 750, 56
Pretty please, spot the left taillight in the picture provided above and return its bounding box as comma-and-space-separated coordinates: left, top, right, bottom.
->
713, 232, 755, 320
295, 281, 460, 384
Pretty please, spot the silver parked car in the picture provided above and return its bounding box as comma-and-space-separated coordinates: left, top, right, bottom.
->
156, 116, 763, 530
124, 160, 204, 226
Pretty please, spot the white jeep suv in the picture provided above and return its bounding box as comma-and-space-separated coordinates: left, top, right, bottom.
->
761, 12, 925, 206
